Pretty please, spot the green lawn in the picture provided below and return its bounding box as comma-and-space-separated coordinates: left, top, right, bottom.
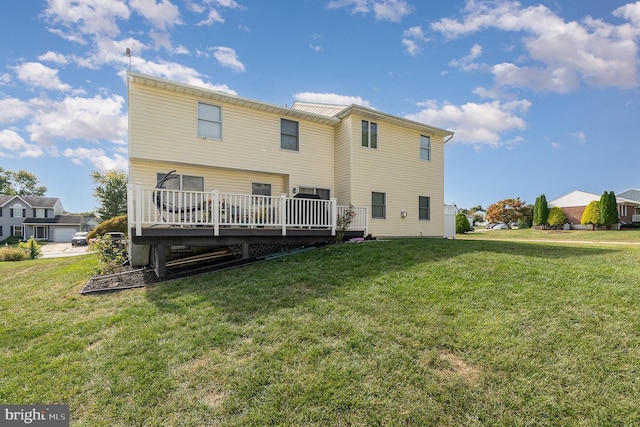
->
1, 235, 639, 426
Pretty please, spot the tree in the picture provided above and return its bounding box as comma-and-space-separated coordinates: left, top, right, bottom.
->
581, 200, 600, 230
600, 190, 619, 230
485, 198, 527, 228
456, 212, 472, 234
0, 168, 47, 196
533, 194, 549, 228
92, 170, 128, 220
547, 207, 567, 229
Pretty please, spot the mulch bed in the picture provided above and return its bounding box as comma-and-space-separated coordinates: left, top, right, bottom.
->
80, 267, 161, 294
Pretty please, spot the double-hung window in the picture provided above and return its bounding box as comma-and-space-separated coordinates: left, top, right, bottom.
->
281, 119, 299, 151
362, 120, 378, 149
420, 135, 431, 161
419, 196, 431, 220
198, 102, 222, 139
372, 192, 386, 219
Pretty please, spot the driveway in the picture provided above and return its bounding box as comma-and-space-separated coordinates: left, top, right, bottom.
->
40, 242, 92, 258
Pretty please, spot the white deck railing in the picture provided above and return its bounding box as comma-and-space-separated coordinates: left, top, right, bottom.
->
128, 183, 368, 237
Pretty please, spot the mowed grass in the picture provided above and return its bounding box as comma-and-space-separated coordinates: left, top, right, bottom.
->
1, 236, 639, 426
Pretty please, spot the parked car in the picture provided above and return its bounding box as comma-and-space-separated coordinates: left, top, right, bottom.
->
71, 232, 89, 246
490, 223, 508, 230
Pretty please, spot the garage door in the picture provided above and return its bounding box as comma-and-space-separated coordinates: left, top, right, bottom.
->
52, 227, 78, 243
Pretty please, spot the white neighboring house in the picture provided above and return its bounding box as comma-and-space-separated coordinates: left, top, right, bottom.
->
0, 195, 85, 242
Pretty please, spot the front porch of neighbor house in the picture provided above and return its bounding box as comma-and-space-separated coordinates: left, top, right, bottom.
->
127, 183, 369, 277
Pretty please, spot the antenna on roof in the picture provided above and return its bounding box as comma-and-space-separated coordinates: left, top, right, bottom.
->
125, 48, 131, 70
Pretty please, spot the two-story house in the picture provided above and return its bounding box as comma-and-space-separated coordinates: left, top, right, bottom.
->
0, 195, 86, 242
126, 72, 454, 276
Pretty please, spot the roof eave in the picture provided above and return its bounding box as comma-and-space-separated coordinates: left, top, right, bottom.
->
128, 71, 340, 126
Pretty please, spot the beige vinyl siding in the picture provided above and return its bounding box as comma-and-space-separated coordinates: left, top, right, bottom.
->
346, 114, 445, 237
333, 119, 352, 205
129, 82, 336, 196
130, 159, 288, 195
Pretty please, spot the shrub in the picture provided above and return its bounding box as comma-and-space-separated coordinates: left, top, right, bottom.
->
581, 200, 600, 230
18, 236, 42, 259
87, 214, 127, 240
547, 207, 567, 229
456, 212, 472, 234
0, 236, 22, 245
0, 246, 28, 261
91, 235, 128, 275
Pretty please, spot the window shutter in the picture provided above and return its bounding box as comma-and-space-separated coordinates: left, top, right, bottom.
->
45, 210, 48, 218
10, 208, 13, 218
23, 208, 26, 217
33, 209, 36, 217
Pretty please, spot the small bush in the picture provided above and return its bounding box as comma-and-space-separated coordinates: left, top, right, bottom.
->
91, 235, 128, 275
0, 246, 28, 261
18, 236, 42, 259
456, 212, 472, 233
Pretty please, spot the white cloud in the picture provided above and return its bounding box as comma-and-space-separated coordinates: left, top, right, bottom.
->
0, 129, 44, 158
449, 43, 483, 71
372, 0, 413, 22
432, 0, 640, 91
293, 92, 371, 107
406, 98, 531, 147
38, 51, 69, 65
63, 147, 128, 171
14, 62, 71, 92
129, 0, 182, 30
402, 26, 428, 56
212, 47, 246, 72
26, 94, 127, 145
327, 0, 369, 15
0, 73, 11, 85
0, 98, 31, 122
13, 62, 71, 91
44, 0, 131, 37
327, 0, 412, 22
197, 9, 224, 25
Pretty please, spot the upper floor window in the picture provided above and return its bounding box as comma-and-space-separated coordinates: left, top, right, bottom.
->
420, 135, 431, 161
10, 206, 25, 218
198, 102, 222, 139
419, 196, 431, 220
281, 119, 299, 151
362, 120, 378, 149
35, 208, 47, 218
372, 192, 386, 219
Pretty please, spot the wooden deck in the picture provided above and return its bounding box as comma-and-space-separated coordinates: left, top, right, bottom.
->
127, 184, 368, 278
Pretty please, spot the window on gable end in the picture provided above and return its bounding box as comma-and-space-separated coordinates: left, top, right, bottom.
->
362, 120, 378, 149
281, 119, 299, 151
198, 102, 222, 139
420, 135, 431, 161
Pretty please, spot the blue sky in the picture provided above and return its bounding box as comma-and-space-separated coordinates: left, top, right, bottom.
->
1, 0, 639, 213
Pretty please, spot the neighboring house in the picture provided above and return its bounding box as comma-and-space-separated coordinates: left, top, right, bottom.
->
0, 195, 83, 242
616, 189, 640, 223
126, 72, 454, 275
548, 190, 640, 229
